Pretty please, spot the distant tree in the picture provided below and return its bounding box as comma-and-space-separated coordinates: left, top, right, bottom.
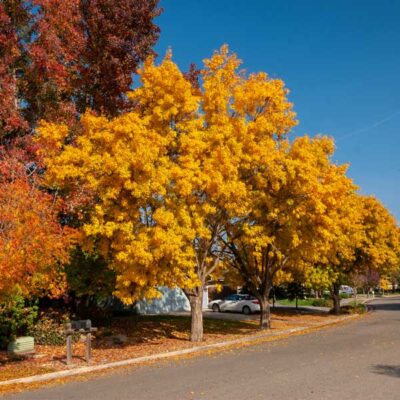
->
379, 277, 390, 295
286, 282, 306, 310
304, 265, 337, 298
357, 197, 399, 282
328, 195, 399, 314
362, 268, 380, 296
348, 272, 365, 304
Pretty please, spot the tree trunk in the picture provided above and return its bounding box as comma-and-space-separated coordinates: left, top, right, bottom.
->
189, 290, 204, 342
353, 287, 358, 305
259, 296, 271, 329
332, 284, 341, 315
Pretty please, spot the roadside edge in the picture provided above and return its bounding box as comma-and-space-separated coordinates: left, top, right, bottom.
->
0, 314, 360, 387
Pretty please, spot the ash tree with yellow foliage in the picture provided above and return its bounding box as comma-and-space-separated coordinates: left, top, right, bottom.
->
357, 196, 399, 279
222, 136, 357, 328
333, 195, 399, 311
301, 191, 363, 314
37, 45, 299, 341
306, 191, 399, 314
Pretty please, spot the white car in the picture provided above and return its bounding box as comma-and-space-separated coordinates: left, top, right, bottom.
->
208, 294, 260, 315
339, 285, 354, 295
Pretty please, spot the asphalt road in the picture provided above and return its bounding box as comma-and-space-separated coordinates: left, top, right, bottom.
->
6, 297, 400, 400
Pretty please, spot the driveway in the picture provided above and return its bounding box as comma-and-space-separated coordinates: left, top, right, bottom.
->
5, 297, 400, 400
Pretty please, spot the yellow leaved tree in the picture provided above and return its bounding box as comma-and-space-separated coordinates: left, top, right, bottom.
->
37, 45, 297, 341
321, 194, 399, 313
358, 196, 399, 278
223, 135, 357, 328
351, 197, 399, 297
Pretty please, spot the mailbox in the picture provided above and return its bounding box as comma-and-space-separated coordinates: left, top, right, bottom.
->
64, 319, 97, 365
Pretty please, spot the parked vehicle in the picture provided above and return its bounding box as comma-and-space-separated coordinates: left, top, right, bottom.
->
208, 294, 260, 315
339, 285, 354, 295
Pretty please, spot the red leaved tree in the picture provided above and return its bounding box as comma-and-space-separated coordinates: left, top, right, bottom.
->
0, 2, 28, 135
78, 0, 161, 116
0, 0, 161, 138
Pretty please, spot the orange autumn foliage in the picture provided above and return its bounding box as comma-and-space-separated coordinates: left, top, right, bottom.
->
0, 141, 75, 299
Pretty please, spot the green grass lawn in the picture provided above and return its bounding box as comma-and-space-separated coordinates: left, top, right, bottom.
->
277, 298, 316, 307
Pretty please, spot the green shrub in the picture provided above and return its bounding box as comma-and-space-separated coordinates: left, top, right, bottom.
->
339, 293, 351, 299
0, 295, 38, 349
28, 311, 79, 346
322, 292, 331, 300
341, 302, 366, 314
312, 298, 333, 307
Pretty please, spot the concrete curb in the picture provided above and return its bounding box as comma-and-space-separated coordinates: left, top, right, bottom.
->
0, 314, 358, 387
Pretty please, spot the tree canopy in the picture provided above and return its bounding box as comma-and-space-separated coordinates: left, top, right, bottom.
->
37, 46, 400, 337
0, 0, 161, 138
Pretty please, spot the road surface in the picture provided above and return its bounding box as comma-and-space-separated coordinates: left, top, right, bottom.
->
5, 297, 400, 400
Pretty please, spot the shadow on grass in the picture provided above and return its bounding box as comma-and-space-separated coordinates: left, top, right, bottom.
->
272, 306, 330, 315
93, 314, 258, 350
371, 364, 400, 378
271, 309, 329, 318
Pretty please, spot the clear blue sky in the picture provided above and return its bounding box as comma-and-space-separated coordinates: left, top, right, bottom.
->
154, 0, 400, 221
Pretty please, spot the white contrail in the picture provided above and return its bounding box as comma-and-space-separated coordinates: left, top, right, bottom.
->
336, 110, 400, 140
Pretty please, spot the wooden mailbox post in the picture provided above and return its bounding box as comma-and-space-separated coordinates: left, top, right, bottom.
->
64, 319, 97, 365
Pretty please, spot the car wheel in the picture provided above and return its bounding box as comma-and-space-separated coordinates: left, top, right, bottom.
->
242, 306, 251, 315
212, 304, 220, 312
